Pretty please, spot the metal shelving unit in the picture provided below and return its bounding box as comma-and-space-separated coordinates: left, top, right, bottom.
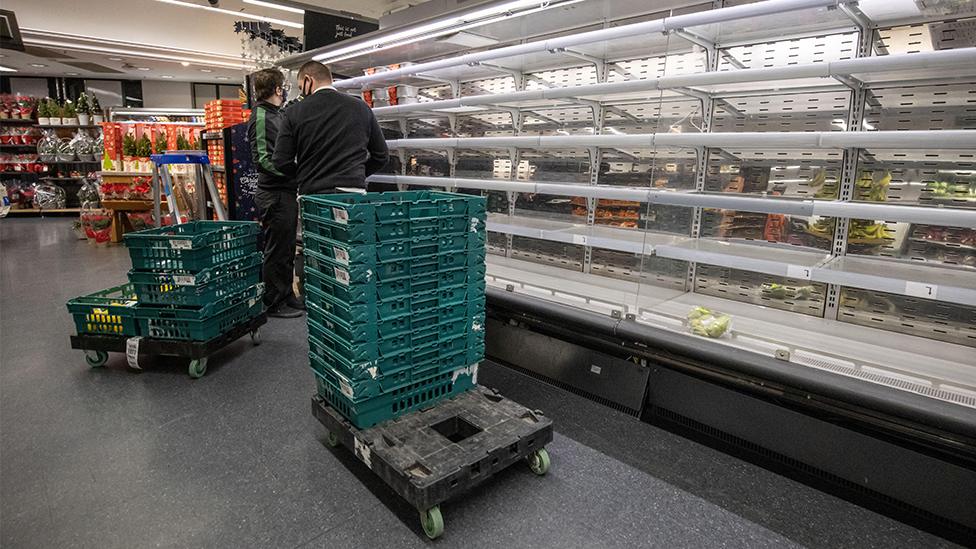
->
280, 0, 976, 394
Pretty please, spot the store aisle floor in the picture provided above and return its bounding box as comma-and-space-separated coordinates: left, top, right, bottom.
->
0, 219, 957, 548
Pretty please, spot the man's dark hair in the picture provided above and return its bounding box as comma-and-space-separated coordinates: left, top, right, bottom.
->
297, 61, 332, 83
253, 68, 285, 101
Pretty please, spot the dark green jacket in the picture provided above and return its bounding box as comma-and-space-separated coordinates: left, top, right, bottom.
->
246, 101, 294, 192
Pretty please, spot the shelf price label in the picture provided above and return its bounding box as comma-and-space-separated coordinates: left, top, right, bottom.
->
905, 281, 938, 299
786, 265, 812, 280
572, 234, 588, 245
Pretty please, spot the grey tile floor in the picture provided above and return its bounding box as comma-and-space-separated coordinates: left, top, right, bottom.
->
0, 218, 957, 548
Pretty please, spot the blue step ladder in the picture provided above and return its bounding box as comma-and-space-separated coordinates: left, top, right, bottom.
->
150, 151, 227, 226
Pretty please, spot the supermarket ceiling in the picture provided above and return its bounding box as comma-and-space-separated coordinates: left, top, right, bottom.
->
0, 0, 405, 82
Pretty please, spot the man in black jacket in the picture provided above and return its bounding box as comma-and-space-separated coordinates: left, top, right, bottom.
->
272, 61, 388, 194
247, 68, 304, 318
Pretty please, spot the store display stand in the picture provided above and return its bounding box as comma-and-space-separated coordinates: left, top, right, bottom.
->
70, 313, 266, 378
311, 385, 553, 540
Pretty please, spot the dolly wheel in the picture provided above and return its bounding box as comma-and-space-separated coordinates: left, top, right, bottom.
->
527, 448, 550, 476
325, 431, 340, 448
188, 358, 208, 379
420, 506, 444, 540
250, 329, 261, 345
85, 350, 108, 368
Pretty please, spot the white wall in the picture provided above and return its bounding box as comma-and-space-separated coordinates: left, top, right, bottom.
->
141, 81, 193, 109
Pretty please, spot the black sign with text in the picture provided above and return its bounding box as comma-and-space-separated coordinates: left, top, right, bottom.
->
303, 11, 379, 51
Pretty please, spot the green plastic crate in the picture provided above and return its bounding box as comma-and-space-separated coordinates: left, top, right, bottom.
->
303, 280, 478, 325
303, 231, 483, 264
307, 245, 484, 286
128, 252, 262, 307
304, 249, 486, 303
307, 303, 484, 363
313, 358, 479, 429
302, 211, 474, 244
125, 221, 259, 272
309, 323, 485, 381
66, 284, 140, 336
309, 351, 479, 403
300, 191, 486, 243
133, 284, 264, 340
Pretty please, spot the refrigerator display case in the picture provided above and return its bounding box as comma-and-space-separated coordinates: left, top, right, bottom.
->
283, 0, 976, 536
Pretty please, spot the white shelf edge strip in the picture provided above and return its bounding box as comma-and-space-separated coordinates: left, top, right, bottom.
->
333, 0, 849, 89
371, 48, 976, 118
367, 174, 976, 228
384, 130, 976, 151
480, 213, 976, 307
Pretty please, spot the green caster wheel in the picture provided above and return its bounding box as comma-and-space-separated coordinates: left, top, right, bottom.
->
188, 358, 208, 379
85, 350, 108, 368
420, 506, 444, 540
325, 431, 340, 448
250, 329, 261, 345
527, 447, 550, 476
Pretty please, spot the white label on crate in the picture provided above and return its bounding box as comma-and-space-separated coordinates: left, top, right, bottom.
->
172, 274, 196, 286
170, 239, 193, 250
333, 246, 350, 265
354, 437, 372, 469
339, 378, 354, 399
365, 269, 373, 282
786, 265, 812, 280
572, 234, 587, 245
367, 366, 378, 379
334, 267, 350, 286
126, 337, 142, 370
331, 207, 349, 224
470, 217, 479, 233
905, 281, 938, 299
590, 365, 602, 375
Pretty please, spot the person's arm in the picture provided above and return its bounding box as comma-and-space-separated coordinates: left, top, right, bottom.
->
247, 114, 260, 170
254, 107, 284, 177
364, 109, 389, 177
272, 110, 298, 177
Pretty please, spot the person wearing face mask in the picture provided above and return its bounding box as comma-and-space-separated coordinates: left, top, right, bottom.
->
247, 68, 305, 318
272, 61, 388, 195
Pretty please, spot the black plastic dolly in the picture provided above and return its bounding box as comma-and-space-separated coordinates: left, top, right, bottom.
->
70, 314, 267, 378
312, 385, 554, 540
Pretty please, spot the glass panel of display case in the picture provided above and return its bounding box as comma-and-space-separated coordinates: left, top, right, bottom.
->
694, 264, 828, 316
839, 287, 976, 348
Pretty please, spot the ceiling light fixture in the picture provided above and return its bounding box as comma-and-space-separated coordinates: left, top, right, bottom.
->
66, 72, 80, 76
313, 0, 579, 64
108, 56, 123, 61
216, 76, 230, 80
137, 67, 151, 71
23, 38, 254, 70
243, 0, 304, 15
161, 75, 174, 79
0, 66, 17, 72
180, 61, 190, 66
154, 0, 303, 29
200, 68, 213, 73
29, 63, 47, 68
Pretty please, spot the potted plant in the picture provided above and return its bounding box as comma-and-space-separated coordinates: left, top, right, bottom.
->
122, 132, 137, 172
49, 101, 63, 126
136, 134, 153, 172
153, 130, 167, 154
17, 97, 36, 120
76, 93, 91, 126
61, 101, 78, 126
37, 99, 52, 126
91, 95, 104, 124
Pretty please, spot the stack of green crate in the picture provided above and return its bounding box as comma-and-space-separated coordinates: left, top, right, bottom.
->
123, 221, 263, 340
301, 191, 487, 429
